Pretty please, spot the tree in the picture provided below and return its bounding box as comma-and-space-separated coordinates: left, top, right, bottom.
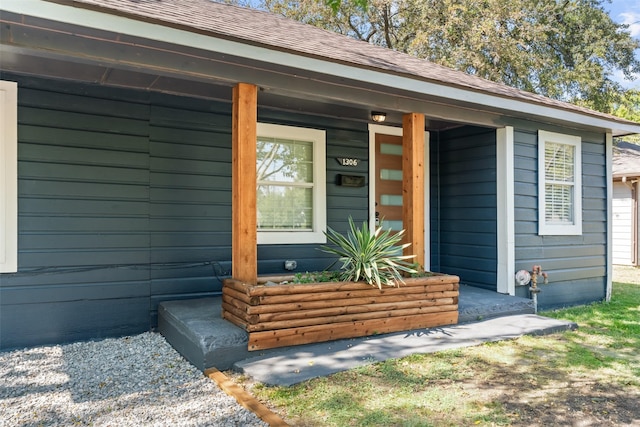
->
611, 89, 640, 143
250, 0, 640, 114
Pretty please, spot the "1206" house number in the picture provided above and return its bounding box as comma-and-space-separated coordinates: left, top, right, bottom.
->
336, 157, 359, 167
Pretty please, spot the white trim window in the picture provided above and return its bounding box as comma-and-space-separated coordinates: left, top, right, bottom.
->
1, 80, 18, 273
256, 123, 326, 245
538, 130, 582, 235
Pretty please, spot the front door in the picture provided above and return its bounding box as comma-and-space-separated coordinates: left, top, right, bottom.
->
375, 133, 404, 233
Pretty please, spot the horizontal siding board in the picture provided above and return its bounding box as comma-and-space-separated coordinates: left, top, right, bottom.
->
150, 157, 231, 176
535, 278, 605, 308
19, 126, 149, 152
439, 220, 497, 233
1, 281, 150, 304
19, 106, 149, 136
151, 127, 232, 149
151, 276, 223, 296
2, 268, 150, 287
516, 244, 604, 259
151, 203, 231, 218
20, 216, 148, 232
151, 141, 232, 162
439, 195, 497, 208
19, 87, 150, 119
20, 162, 149, 185
150, 106, 231, 132
18, 249, 150, 268
150, 232, 232, 247
257, 245, 335, 260
326, 194, 369, 209
150, 188, 230, 205
515, 207, 536, 221
19, 233, 149, 250
438, 207, 497, 221
19, 180, 149, 200
0, 298, 149, 350
438, 255, 496, 272
20, 198, 149, 216
514, 267, 605, 284
20, 142, 149, 169
150, 218, 231, 232
439, 243, 496, 259
150, 261, 231, 279
150, 248, 232, 264
514, 182, 537, 197
151, 174, 231, 191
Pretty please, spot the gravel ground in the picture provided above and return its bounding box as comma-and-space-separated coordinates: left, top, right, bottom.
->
2, 266, 635, 426
0, 332, 268, 427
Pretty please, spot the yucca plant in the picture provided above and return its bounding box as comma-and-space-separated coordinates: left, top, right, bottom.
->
321, 217, 417, 289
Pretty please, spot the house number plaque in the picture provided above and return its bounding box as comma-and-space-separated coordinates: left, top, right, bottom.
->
336, 157, 359, 167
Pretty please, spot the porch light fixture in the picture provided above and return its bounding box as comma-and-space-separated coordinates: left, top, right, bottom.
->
371, 111, 386, 123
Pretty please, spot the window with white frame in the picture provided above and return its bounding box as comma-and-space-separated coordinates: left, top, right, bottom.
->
1, 80, 18, 273
256, 123, 326, 244
538, 130, 582, 235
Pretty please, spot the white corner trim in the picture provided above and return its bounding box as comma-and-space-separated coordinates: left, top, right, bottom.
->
496, 127, 515, 295
423, 131, 430, 272
0, 80, 18, 273
606, 132, 613, 301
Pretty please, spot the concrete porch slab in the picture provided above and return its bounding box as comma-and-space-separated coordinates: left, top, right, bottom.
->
158, 285, 544, 377
458, 284, 535, 323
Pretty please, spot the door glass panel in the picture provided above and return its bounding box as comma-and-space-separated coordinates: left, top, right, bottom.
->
380, 169, 402, 181
381, 220, 403, 231
381, 194, 403, 206
380, 143, 403, 156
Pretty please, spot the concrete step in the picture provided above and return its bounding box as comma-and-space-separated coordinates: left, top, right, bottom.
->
158, 297, 249, 371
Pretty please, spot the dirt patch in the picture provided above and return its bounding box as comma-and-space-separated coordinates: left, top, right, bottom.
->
485, 365, 640, 426
613, 265, 640, 285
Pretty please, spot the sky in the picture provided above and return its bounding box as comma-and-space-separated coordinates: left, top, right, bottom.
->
607, 0, 640, 89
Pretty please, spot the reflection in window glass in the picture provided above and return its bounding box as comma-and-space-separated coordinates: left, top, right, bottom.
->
257, 137, 314, 230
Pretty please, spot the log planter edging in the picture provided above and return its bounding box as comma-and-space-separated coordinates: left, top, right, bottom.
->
222, 274, 460, 351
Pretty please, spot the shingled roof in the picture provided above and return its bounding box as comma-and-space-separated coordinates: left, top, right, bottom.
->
613, 142, 640, 178
47, 0, 638, 128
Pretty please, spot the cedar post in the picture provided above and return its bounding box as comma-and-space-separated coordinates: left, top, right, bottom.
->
402, 113, 425, 269
232, 83, 258, 284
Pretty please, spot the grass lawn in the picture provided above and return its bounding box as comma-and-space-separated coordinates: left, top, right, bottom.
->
242, 266, 640, 426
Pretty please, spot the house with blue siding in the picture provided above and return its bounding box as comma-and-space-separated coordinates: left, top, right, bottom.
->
1, 0, 639, 350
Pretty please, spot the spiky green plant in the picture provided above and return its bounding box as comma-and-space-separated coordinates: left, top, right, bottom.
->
321, 217, 417, 289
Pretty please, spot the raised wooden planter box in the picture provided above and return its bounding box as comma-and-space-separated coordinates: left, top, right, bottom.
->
222, 274, 460, 351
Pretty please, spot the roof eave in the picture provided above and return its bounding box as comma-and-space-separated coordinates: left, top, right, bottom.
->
4, 0, 640, 137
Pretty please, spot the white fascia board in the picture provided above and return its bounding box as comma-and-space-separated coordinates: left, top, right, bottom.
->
4, 0, 640, 135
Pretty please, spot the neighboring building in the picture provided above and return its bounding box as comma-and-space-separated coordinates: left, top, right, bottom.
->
612, 142, 640, 266
1, 0, 640, 350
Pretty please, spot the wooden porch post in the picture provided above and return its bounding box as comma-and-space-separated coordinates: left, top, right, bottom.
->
402, 113, 425, 269
232, 83, 258, 284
